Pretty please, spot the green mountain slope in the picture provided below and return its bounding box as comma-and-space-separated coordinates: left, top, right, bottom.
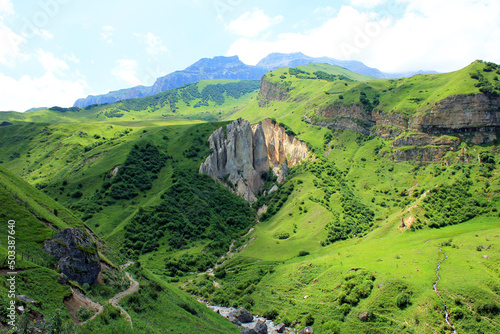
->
0, 165, 239, 333
1, 61, 500, 333
0, 80, 260, 123
183, 130, 500, 333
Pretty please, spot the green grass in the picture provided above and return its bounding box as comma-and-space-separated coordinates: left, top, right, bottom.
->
2, 61, 500, 333
0, 80, 260, 124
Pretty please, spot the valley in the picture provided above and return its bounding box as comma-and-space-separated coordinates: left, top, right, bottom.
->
0, 59, 499, 333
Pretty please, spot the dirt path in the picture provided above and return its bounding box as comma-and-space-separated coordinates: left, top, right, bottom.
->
108, 262, 139, 328
65, 261, 139, 328
66, 287, 104, 326
433, 248, 456, 333
109, 271, 139, 328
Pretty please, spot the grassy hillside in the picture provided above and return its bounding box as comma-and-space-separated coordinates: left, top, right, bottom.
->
1, 61, 500, 333
229, 60, 500, 135
0, 165, 239, 333
0, 79, 260, 123
183, 131, 500, 333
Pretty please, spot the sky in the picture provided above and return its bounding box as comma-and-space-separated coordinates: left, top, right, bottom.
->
1, 0, 499, 112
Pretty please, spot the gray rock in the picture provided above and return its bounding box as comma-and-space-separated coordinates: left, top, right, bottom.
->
276, 323, 286, 333
298, 327, 314, 334
200, 118, 309, 202
253, 320, 268, 334
231, 307, 254, 323
43, 228, 101, 285
241, 329, 257, 334
228, 315, 242, 326
16, 295, 37, 304
57, 273, 69, 284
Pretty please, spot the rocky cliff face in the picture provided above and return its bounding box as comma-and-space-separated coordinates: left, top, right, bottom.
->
408, 94, 500, 133
259, 76, 290, 102
43, 228, 101, 285
200, 118, 308, 202
299, 92, 500, 163
390, 133, 461, 163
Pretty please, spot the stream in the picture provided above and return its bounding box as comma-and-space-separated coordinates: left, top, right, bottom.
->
200, 300, 292, 333
433, 248, 456, 333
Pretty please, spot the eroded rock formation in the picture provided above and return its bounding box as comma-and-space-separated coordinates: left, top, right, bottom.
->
199, 118, 308, 202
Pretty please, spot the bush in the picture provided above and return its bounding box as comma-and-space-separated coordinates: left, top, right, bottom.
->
302, 313, 314, 326
298, 251, 310, 257
263, 309, 279, 320
77, 307, 94, 322
396, 292, 412, 309
276, 232, 290, 240
476, 301, 500, 315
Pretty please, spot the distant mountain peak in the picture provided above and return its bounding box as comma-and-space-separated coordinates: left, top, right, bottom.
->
73, 53, 437, 108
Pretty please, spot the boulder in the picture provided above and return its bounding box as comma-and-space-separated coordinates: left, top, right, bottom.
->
57, 273, 69, 284
43, 228, 101, 285
241, 329, 257, 334
228, 315, 242, 326
231, 307, 254, 323
298, 327, 314, 334
276, 323, 286, 333
16, 295, 37, 304
253, 320, 268, 334
358, 311, 372, 322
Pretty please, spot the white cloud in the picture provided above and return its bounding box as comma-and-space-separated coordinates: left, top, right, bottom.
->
0, 22, 26, 66
0, 0, 13, 18
314, 6, 337, 16
136, 32, 168, 55
228, 6, 374, 65
37, 49, 69, 75
111, 59, 142, 86
38, 29, 54, 40
0, 72, 87, 111
64, 52, 80, 64
227, 1, 500, 73
349, 0, 386, 8
227, 9, 283, 38
101, 25, 114, 43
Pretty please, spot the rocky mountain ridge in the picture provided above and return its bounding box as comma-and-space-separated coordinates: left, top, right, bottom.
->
73, 53, 435, 108
199, 118, 308, 202
74, 56, 267, 108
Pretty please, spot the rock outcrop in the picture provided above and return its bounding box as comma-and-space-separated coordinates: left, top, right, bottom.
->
43, 228, 101, 285
299, 91, 500, 163
199, 118, 308, 202
408, 94, 500, 134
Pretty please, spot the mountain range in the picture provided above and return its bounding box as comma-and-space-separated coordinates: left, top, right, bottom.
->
73, 52, 437, 108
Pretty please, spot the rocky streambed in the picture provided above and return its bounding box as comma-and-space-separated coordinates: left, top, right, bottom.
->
200, 300, 313, 334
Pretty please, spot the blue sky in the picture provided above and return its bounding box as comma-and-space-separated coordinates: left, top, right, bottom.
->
1, 0, 499, 111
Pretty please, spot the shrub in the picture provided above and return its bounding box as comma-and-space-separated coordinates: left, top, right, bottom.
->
77, 307, 94, 322
298, 251, 310, 257
302, 313, 314, 326
263, 309, 279, 320
396, 292, 412, 309
476, 301, 500, 315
